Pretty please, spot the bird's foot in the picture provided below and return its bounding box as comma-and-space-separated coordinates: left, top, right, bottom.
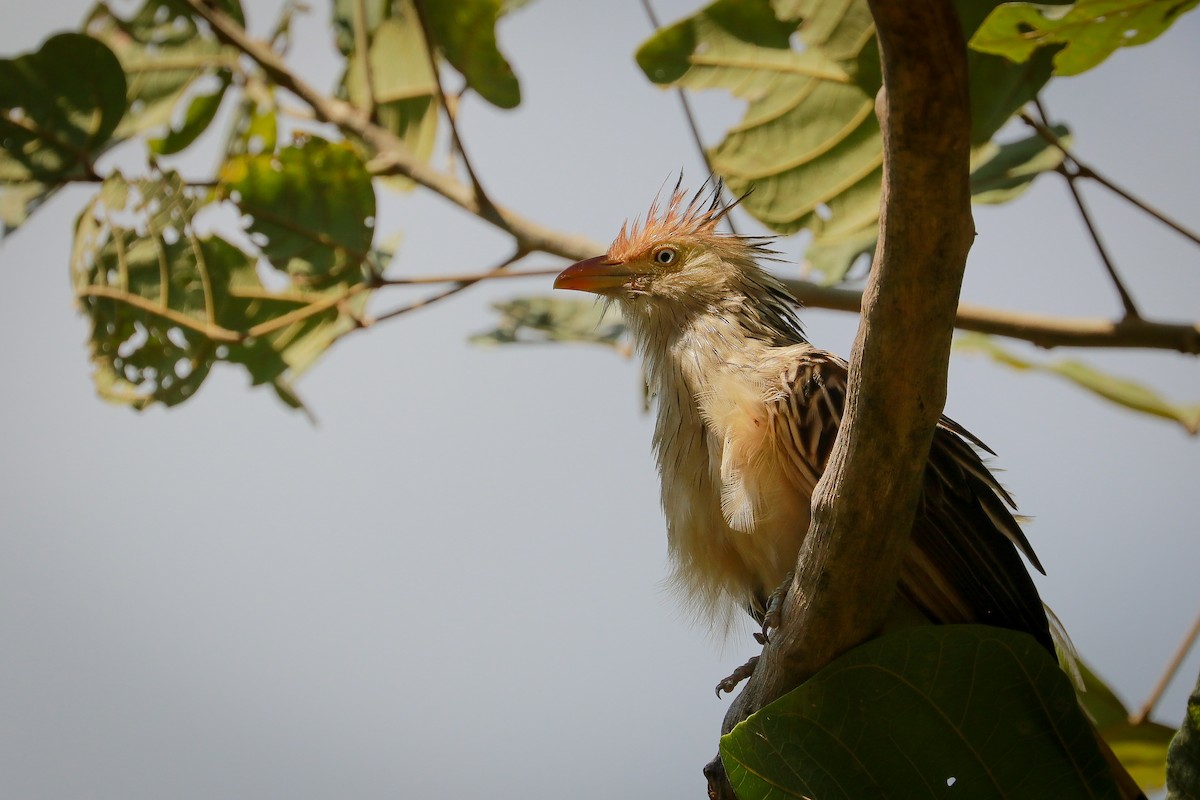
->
753, 570, 795, 645
715, 655, 759, 697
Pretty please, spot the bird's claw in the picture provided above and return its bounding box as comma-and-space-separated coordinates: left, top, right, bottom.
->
756, 569, 795, 645
715, 655, 759, 697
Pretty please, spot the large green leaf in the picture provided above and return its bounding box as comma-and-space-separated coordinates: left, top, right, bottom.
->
722, 626, 1123, 799
971, 0, 1200, 77
85, 0, 241, 140
957, 333, 1200, 433
219, 136, 376, 286
636, 0, 1066, 282
72, 171, 369, 411
639, 0, 880, 281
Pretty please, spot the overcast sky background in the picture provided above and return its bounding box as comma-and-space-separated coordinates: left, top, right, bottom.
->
1, 2, 1197, 798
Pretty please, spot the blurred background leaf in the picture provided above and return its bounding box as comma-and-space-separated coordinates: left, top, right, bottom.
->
957, 333, 1200, 434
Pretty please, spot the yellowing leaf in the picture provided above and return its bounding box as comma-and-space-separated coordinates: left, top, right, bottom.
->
971, 0, 1200, 77
957, 333, 1200, 434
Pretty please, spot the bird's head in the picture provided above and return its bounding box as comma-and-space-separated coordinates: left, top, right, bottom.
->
554, 183, 781, 315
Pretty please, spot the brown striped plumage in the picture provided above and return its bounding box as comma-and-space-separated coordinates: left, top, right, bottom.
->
556, 183, 1054, 652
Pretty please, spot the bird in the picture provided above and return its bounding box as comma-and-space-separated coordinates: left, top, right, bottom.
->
554, 181, 1148, 798
554, 182, 1053, 650
553, 182, 1147, 798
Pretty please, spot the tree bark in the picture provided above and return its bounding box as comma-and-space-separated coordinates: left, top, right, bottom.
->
708, 0, 975, 795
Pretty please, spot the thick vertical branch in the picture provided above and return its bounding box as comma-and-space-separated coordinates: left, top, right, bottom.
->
708, 0, 975, 794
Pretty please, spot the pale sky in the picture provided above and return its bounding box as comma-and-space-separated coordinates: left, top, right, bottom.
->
1, 2, 1197, 798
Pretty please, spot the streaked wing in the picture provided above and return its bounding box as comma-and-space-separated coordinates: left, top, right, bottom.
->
767, 347, 1054, 653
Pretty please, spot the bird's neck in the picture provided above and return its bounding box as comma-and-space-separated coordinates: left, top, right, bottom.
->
623, 284, 805, 400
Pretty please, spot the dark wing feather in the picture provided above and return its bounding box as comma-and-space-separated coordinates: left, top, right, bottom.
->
770, 348, 1054, 654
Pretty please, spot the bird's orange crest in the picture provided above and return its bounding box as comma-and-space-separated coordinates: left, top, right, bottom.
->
608, 180, 737, 263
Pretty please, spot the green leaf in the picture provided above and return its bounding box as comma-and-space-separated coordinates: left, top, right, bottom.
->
471, 297, 627, 348
1167, 668, 1200, 799
957, 333, 1200, 433
971, 0, 1200, 77
1075, 661, 1174, 792
635, 0, 1064, 282
219, 136, 376, 286
85, 0, 241, 140
422, 0, 522, 109
637, 0, 881, 283
722, 626, 1123, 799
0, 33, 126, 183
971, 123, 1071, 203
149, 76, 231, 155
72, 170, 369, 412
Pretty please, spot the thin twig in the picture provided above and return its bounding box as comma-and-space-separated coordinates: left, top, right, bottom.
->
1057, 163, 1142, 319
410, 0, 499, 219
637, 0, 739, 235
1033, 98, 1140, 319
365, 248, 528, 326
1130, 612, 1200, 726
374, 267, 560, 286
1020, 111, 1200, 249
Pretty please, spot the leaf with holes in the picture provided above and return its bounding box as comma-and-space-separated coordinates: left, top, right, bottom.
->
722, 626, 1122, 800
971, 0, 1200, 77
85, 0, 242, 140
72, 171, 369, 411
957, 333, 1200, 433
219, 137, 376, 286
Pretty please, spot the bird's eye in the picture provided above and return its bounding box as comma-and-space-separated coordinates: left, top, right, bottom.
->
654, 247, 677, 265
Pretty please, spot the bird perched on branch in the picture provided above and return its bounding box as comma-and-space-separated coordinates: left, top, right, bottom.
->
554, 181, 1145, 800
555, 181, 1053, 652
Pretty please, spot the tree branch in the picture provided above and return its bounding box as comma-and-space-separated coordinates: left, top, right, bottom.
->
181, 0, 596, 261
782, 280, 1200, 354
709, 0, 975, 793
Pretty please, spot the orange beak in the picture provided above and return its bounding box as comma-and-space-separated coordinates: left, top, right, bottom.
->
553, 255, 632, 294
